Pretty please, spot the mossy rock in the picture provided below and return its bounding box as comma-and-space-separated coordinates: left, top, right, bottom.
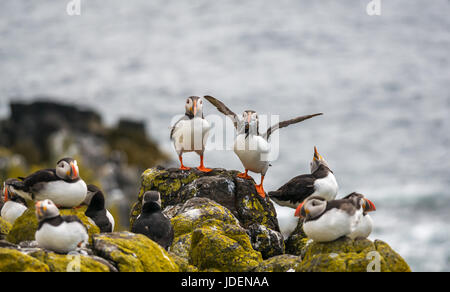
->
131, 167, 282, 258
247, 223, 285, 259
170, 197, 262, 272
296, 237, 411, 272
27, 250, 111, 272
92, 232, 179, 272
253, 254, 303, 272
0, 248, 50, 272
6, 205, 100, 244
285, 220, 308, 255
0, 217, 12, 239
169, 252, 199, 272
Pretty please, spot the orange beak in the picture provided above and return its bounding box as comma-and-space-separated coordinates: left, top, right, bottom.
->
295, 201, 305, 217
3, 186, 8, 202
70, 162, 78, 179
35, 201, 42, 217
193, 100, 197, 116
364, 199, 376, 212
314, 146, 320, 160
247, 114, 251, 124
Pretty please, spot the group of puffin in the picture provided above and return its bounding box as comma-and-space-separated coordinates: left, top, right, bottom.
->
171, 95, 377, 242
0, 95, 377, 254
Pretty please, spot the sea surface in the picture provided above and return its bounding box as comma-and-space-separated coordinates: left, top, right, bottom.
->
0, 0, 449, 271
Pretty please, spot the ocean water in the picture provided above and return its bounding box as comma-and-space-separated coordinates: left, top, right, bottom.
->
0, 0, 449, 271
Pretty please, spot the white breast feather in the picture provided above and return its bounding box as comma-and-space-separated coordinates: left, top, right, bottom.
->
36, 221, 88, 253
172, 118, 211, 153
312, 173, 338, 201
271, 200, 299, 239
234, 135, 270, 174
349, 214, 373, 240
35, 180, 87, 208
1, 201, 27, 224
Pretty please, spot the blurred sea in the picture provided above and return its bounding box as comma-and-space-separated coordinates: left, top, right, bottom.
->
0, 0, 449, 271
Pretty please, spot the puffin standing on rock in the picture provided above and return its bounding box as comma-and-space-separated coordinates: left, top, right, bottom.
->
84, 185, 115, 233
295, 194, 375, 242
35, 199, 89, 253
269, 146, 338, 207
1, 180, 28, 224
171, 96, 212, 172
131, 191, 174, 250
6, 158, 87, 208
204, 95, 322, 198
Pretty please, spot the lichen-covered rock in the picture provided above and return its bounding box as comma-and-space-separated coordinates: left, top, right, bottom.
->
131, 167, 281, 258
170, 197, 262, 272
247, 223, 284, 259
253, 254, 303, 272
92, 232, 179, 272
169, 252, 199, 272
0, 217, 12, 240
285, 220, 308, 255
0, 247, 50, 272
6, 205, 100, 244
296, 237, 411, 272
26, 249, 111, 272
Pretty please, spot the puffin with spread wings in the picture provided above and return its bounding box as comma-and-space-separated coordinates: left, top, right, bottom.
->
204, 95, 322, 198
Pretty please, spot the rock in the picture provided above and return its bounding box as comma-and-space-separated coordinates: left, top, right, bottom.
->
170, 197, 262, 272
253, 254, 303, 272
295, 237, 411, 272
0, 217, 12, 240
131, 167, 282, 258
0, 247, 50, 272
6, 205, 100, 245
92, 232, 179, 272
285, 219, 308, 255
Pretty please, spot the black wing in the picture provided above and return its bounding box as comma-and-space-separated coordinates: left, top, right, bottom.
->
204, 95, 239, 129
22, 169, 59, 190
268, 174, 317, 207
263, 113, 323, 140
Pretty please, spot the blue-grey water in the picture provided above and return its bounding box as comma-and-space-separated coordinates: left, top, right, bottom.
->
0, 0, 449, 271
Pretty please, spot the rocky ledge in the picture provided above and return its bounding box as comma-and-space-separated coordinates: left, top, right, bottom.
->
0, 167, 411, 272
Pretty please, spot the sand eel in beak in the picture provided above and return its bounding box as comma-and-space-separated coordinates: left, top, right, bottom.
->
205, 95, 322, 198
343, 192, 376, 240
84, 185, 115, 233
295, 196, 364, 243
35, 199, 88, 253
6, 158, 87, 208
269, 146, 338, 208
1, 179, 28, 224
131, 191, 174, 250
170, 96, 213, 172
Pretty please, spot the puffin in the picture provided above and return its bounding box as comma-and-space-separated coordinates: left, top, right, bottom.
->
35, 199, 88, 253
269, 146, 338, 207
1, 180, 28, 224
7, 158, 87, 208
344, 192, 376, 240
294, 196, 364, 242
170, 96, 212, 172
131, 191, 174, 250
204, 95, 322, 197
84, 185, 115, 233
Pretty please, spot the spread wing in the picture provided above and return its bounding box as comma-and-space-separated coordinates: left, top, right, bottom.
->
263, 113, 323, 140
22, 169, 59, 189
204, 95, 239, 129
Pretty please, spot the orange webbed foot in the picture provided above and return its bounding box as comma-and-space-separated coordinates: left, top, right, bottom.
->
237, 172, 252, 180
197, 166, 213, 172
255, 184, 266, 198
179, 166, 191, 171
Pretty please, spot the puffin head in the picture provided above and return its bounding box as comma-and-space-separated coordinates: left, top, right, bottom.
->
142, 191, 162, 211
344, 192, 376, 213
310, 146, 330, 173
85, 184, 105, 210
240, 110, 259, 136
185, 96, 204, 118
295, 196, 327, 220
35, 199, 60, 220
56, 158, 80, 181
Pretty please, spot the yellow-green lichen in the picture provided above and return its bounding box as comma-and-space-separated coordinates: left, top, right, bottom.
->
93, 232, 179, 272
28, 250, 110, 272
253, 254, 303, 272
0, 217, 12, 236
0, 248, 50, 272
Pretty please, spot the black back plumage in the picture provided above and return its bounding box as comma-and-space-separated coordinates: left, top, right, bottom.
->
269, 164, 331, 206
131, 201, 174, 250
85, 186, 112, 233
37, 215, 86, 231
